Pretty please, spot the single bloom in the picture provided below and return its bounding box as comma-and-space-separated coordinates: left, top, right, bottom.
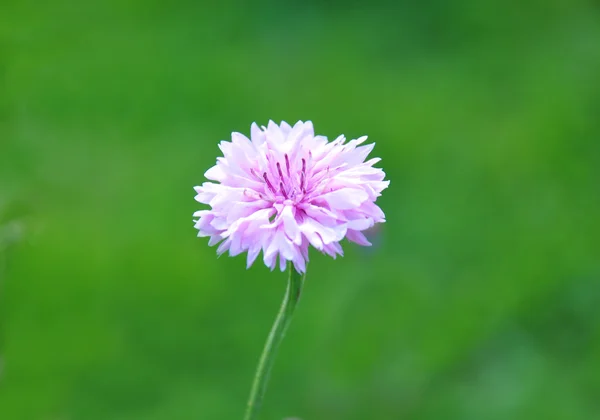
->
193, 120, 389, 273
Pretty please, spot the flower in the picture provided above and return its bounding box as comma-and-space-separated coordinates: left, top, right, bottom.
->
193, 120, 389, 273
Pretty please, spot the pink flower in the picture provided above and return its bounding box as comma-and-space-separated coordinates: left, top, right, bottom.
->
193, 121, 389, 273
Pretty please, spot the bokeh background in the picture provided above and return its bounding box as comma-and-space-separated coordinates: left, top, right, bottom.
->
1, 1, 600, 419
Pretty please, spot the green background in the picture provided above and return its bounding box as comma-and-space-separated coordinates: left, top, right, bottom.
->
1, 1, 600, 419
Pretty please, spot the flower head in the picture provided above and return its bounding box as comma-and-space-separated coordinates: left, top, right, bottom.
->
193, 120, 389, 273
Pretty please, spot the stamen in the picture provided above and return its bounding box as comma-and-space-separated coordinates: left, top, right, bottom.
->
263, 172, 276, 193
276, 162, 284, 180
250, 168, 261, 180
279, 181, 288, 199
300, 158, 307, 192
284, 154, 291, 177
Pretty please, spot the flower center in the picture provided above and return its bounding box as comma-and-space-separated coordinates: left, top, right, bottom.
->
261, 154, 307, 203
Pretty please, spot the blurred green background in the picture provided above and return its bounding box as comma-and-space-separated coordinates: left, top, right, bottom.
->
1, 1, 600, 419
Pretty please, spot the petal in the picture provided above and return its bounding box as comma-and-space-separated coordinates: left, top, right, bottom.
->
346, 217, 374, 231
322, 242, 344, 258
246, 245, 261, 268
194, 184, 218, 204
299, 217, 346, 248
280, 121, 293, 134
350, 143, 375, 164
292, 254, 306, 274
204, 165, 225, 181
317, 188, 369, 210
226, 200, 271, 223
346, 230, 372, 246
279, 254, 287, 271
250, 122, 266, 146
208, 235, 223, 246
266, 120, 285, 144
281, 205, 302, 245
217, 239, 231, 255
301, 120, 314, 138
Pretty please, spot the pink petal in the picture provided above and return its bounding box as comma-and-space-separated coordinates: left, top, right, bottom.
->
346, 230, 372, 246
318, 188, 369, 210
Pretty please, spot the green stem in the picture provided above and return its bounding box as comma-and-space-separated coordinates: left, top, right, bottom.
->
243, 262, 306, 420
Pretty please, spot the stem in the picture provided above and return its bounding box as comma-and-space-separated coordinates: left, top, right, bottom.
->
243, 262, 306, 420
